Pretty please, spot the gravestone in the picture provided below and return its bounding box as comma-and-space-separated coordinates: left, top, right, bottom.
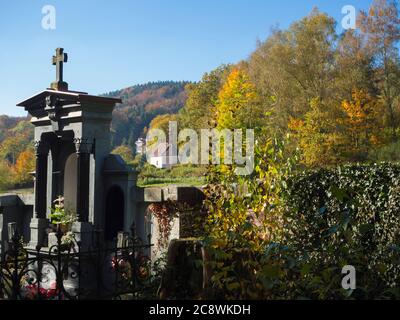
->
17, 48, 132, 248
0, 48, 212, 299
10, 48, 206, 256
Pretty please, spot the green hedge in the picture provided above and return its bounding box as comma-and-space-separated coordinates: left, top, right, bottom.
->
283, 163, 400, 289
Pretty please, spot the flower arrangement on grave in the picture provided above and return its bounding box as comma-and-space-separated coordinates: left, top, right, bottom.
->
136, 254, 151, 280
61, 231, 76, 246
21, 279, 64, 300
111, 255, 132, 281
111, 252, 151, 282
50, 195, 76, 234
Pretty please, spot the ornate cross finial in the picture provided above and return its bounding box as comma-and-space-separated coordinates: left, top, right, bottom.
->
50, 48, 68, 91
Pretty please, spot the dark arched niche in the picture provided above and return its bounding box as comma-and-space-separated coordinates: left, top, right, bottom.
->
105, 186, 125, 241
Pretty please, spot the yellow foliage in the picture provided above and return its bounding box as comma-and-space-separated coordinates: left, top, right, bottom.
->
216, 68, 265, 130
149, 114, 178, 133
341, 89, 382, 150
289, 91, 383, 166
288, 117, 304, 131
288, 98, 345, 167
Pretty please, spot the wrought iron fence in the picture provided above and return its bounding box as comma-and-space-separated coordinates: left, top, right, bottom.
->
0, 224, 153, 300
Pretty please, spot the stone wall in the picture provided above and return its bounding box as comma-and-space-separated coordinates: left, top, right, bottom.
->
0, 191, 34, 254
136, 186, 205, 262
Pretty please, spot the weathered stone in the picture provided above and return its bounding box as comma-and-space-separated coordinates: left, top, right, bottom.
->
71, 221, 94, 250
163, 186, 204, 204
16, 192, 34, 206
48, 232, 58, 248
144, 188, 163, 202
28, 218, 49, 248
51, 48, 68, 91
0, 195, 19, 207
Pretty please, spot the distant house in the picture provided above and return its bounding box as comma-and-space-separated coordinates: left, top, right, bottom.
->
148, 142, 176, 169
135, 138, 146, 155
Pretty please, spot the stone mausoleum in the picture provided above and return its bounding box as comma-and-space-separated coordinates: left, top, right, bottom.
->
0, 48, 203, 256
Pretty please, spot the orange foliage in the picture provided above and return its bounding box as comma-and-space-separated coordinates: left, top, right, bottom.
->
288, 117, 304, 131
12, 149, 35, 186
341, 89, 382, 149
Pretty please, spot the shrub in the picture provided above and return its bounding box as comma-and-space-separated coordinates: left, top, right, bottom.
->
203, 156, 400, 299
368, 140, 400, 162
283, 163, 400, 289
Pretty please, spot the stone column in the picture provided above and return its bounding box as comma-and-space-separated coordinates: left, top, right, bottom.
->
72, 138, 93, 249
74, 138, 91, 222
29, 140, 50, 248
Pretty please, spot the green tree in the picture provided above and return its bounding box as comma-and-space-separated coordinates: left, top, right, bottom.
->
249, 9, 338, 133
179, 65, 231, 130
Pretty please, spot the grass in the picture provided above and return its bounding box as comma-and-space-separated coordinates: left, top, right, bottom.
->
137, 177, 205, 187
136, 164, 207, 187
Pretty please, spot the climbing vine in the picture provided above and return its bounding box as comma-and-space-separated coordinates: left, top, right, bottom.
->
146, 201, 180, 248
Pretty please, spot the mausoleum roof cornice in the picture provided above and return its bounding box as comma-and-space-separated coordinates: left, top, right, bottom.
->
16, 89, 122, 110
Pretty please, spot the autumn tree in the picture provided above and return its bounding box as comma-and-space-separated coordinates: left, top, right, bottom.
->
12, 149, 35, 186
358, 0, 400, 139
341, 89, 383, 157
149, 113, 178, 133
179, 65, 231, 130
215, 67, 265, 130
0, 122, 33, 165
335, 30, 375, 102
288, 98, 345, 167
249, 9, 337, 133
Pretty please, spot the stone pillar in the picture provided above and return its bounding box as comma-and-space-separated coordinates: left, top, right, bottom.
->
29, 140, 50, 248
72, 138, 93, 249
75, 138, 91, 222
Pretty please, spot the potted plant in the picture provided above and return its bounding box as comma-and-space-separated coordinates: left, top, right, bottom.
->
50, 196, 76, 234
47, 196, 77, 248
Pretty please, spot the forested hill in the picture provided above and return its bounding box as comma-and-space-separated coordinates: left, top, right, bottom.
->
0, 81, 189, 190
0, 115, 30, 144
103, 81, 189, 148
0, 81, 189, 149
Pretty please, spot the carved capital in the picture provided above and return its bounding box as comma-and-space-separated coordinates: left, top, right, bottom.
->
45, 95, 60, 119
34, 140, 50, 156
45, 95, 61, 132
74, 138, 93, 154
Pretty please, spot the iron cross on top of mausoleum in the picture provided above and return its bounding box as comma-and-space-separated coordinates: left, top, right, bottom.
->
51, 48, 68, 91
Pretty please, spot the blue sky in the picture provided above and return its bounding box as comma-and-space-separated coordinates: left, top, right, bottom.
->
0, 0, 372, 116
